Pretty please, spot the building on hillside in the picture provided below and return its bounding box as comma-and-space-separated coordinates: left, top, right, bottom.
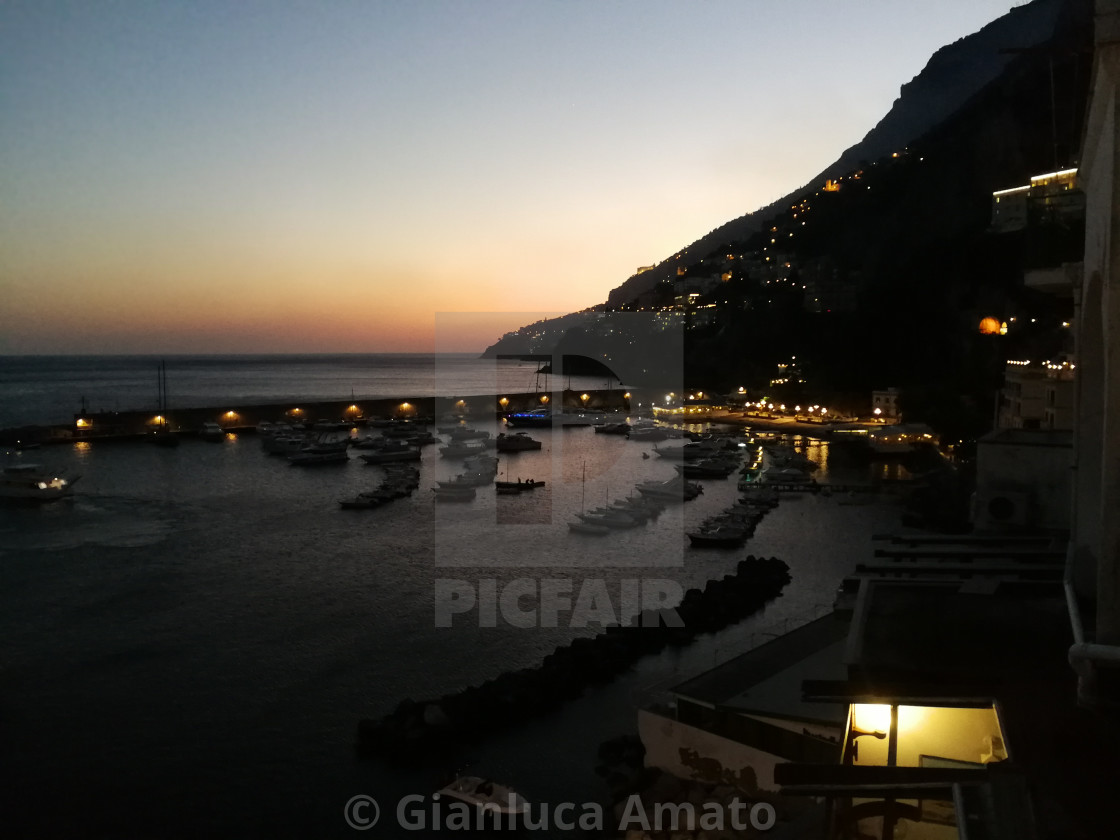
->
991, 167, 1081, 233
997, 361, 1074, 429
871, 388, 900, 420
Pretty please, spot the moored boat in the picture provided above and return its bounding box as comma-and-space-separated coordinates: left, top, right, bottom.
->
503, 408, 553, 428
674, 458, 738, 478
435, 776, 530, 829
199, 421, 225, 442
432, 485, 476, 502
358, 441, 421, 464
439, 441, 490, 459
494, 432, 542, 452
577, 510, 639, 528
635, 476, 703, 502
0, 463, 80, 504
445, 427, 490, 442
288, 436, 350, 465
687, 525, 750, 548
760, 466, 814, 485
494, 478, 545, 491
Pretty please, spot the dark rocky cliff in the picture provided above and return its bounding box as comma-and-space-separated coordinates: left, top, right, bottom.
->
600, 0, 1067, 308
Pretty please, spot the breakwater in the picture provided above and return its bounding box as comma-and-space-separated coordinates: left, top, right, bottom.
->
0, 389, 632, 446
355, 555, 791, 763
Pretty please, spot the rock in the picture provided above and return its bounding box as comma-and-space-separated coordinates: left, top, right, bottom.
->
359, 555, 793, 761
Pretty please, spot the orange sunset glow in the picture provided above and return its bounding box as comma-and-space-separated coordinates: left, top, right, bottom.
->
0, 1, 1022, 353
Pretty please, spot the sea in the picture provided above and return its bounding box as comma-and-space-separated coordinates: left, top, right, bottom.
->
0, 355, 909, 838
0, 354, 621, 430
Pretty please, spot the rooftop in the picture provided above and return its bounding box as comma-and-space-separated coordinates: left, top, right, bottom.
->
671, 612, 849, 725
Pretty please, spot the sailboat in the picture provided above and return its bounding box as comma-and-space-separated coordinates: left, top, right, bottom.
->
149, 360, 179, 447
568, 461, 609, 535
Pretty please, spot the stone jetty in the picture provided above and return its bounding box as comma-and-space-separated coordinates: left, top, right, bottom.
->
355, 555, 791, 763
0, 389, 632, 446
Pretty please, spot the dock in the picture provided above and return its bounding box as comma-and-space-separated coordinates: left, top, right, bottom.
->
1, 389, 631, 447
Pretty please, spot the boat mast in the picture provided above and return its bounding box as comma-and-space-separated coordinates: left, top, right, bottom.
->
581, 460, 586, 513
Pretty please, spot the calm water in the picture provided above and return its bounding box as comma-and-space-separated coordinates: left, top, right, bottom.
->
0, 354, 616, 429
1, 364, 909, 837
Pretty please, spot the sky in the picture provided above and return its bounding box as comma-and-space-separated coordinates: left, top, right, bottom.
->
1, 0, 1026, 354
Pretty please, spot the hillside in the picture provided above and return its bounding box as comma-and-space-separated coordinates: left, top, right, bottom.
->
483, 0, 1092, 443
603, 0, 1067, 308
483, 0, 1070, 354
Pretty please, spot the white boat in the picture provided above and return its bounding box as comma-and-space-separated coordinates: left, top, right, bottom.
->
288, 436, 350, 465
358, 441, 421, 464
0, 463, 80, 504
437, 776, 530, 819
199, 422, 225, 442
439, 441, 490, 459
635, 476, 703, 502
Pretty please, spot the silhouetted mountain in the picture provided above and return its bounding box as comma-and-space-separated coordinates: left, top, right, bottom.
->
484, 0, 1093, 443
603, 0, 1067, 309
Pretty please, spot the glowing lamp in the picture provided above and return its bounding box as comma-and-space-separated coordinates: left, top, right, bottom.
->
853, 703, 892, 735
979, 317, 1001, 335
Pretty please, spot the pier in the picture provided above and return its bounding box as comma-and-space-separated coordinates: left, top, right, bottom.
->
0, 389, 632, 447
356, 556, 792, 764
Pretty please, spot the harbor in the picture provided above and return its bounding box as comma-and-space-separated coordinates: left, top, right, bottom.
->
1, 408, 904, 837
